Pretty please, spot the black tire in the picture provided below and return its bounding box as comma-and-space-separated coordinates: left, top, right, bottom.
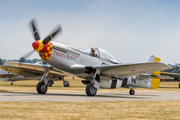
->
179, 83, 180, 88
64, 83, 69, 87
11, 82, 13, 85
64, 81, 69, 87
47, 80, 53, 87
36, 81, 47, 94
129, 89, 135, 95
86, 83, 97, 96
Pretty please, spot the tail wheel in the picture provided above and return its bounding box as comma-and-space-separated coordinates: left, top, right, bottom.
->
129, 89, 135, 95
37, 81, 47, 94
86, 83, 97, 96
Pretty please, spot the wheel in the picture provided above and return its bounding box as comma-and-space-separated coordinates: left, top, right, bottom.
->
64, 81, 69, 87
129, 89, 135, 95
36, 81, 47, 94
179, 83, 180, 88
11, 82, 13, 85
47, 80, 54, 87
86, 83, 97, 96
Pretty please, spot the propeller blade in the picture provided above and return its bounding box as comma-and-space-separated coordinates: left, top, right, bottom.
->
43, 25, 62, 44
29, 18, 41, 41
19, 50, 35, 62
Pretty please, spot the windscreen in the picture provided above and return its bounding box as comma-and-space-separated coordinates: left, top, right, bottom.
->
98, 48, 118, 63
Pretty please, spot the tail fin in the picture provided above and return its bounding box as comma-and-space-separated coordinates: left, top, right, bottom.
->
148, 55, 161, 89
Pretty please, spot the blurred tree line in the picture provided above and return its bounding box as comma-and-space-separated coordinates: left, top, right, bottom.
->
0, 58, 2, 65
0, 58, 42, 65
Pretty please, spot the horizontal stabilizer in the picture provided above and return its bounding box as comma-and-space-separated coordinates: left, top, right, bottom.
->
161, 72, 180, 79
140, 74, 173, 80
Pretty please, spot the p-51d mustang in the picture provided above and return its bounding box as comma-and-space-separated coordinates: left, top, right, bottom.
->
10, 18, 171, 96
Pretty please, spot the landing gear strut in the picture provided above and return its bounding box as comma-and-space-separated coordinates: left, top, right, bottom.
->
86, 83, 97, 96
36, 67, 51, 94
85, 69, 100, 96
129, 89, 135, 95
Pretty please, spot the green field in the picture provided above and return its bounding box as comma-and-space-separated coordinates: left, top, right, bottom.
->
0, 78, 180, 119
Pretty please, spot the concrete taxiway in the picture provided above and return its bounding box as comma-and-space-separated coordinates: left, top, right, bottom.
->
0, 92, 180, 101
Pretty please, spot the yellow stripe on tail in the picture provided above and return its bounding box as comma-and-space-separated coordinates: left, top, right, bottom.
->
151, 56, 161, 89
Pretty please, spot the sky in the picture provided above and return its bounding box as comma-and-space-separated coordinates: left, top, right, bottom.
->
0, 0, 180, 64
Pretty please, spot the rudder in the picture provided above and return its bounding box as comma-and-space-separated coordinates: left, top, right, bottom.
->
148, 55, 161, 89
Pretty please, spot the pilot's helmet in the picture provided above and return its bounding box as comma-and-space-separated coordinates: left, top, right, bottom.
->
91, 48, 95, 52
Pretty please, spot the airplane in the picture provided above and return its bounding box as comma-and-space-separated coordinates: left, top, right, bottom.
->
0, 61, 70, 87
161, 65, 180, 88
5, 18, 171, 96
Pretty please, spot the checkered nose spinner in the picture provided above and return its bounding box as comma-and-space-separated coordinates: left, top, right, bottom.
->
32, 40, 53, 61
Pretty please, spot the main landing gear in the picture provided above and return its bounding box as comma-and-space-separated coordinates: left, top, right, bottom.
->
129, 89, 135, 95
179, 83, 180, 88
85, 69, 100, 96
11, 82, 13, 85
37, 81, 47, 94
36, 67, 70, 94
36, 68, 51, 94
86, 83, 97, 96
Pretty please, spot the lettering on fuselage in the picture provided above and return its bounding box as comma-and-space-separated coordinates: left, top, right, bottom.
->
102, 62, 109, 65
53, 50, 77, 62
131, 76, 138, 84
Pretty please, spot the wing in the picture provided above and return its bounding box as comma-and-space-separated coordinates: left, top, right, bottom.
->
71, 62, 171, 78
161, 72, 180, 79
0, 74, 14, 78
1, 62, 68, 78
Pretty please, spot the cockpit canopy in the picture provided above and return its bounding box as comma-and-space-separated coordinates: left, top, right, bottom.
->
83, 47, 118, 63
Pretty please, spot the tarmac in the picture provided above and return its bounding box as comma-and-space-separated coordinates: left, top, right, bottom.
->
0, 92, 180, 101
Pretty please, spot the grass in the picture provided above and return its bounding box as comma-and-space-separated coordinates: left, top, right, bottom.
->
0, 101, 180, 120
1, 77, 180, 119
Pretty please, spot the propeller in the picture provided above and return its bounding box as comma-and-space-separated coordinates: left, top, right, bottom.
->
42, 25, 62, 44
19, 50, 35, 62
18, 18, 62, 64
29, 18, 62, 43
29, 18, 40, 41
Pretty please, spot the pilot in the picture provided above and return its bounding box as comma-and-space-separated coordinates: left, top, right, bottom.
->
91, 48, 97, 57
